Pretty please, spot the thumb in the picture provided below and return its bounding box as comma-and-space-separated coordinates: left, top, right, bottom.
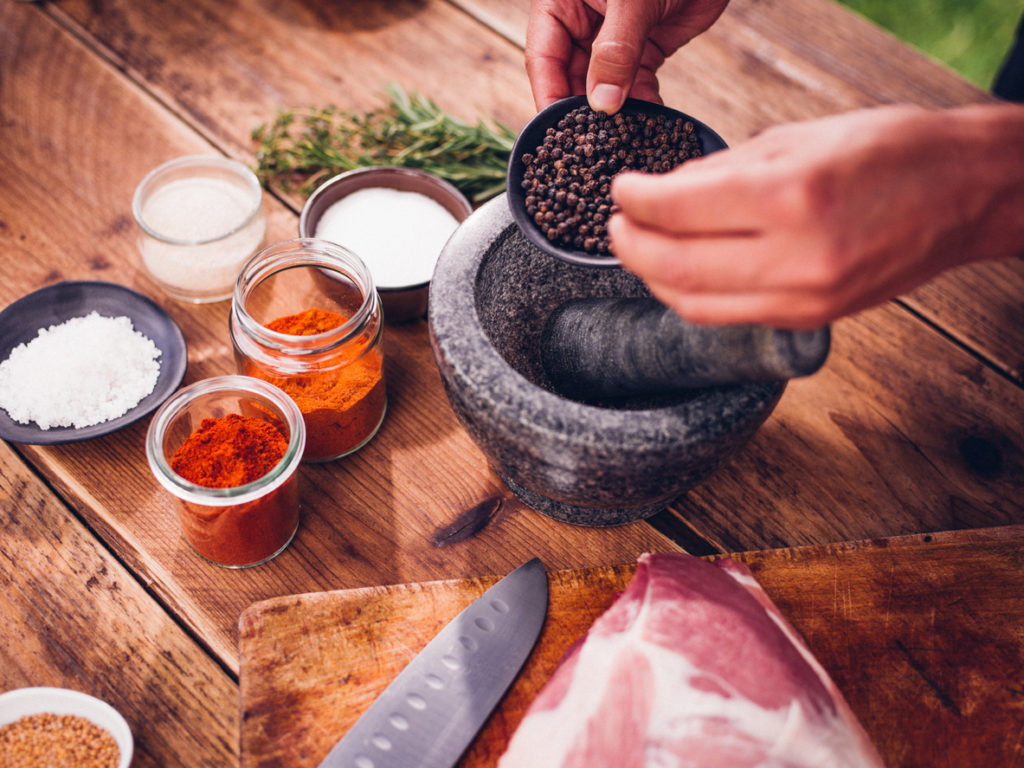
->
586, 2, 657, 113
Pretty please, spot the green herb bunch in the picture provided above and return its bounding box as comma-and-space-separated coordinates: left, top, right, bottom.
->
252, 83, 516, 204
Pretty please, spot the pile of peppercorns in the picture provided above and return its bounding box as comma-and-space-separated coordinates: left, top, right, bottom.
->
520, 105, 703, 256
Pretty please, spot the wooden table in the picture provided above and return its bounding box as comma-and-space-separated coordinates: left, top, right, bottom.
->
1, 0, 1021, 765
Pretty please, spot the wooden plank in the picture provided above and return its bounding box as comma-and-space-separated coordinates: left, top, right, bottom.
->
448, 0, 992, 142
0, 440, 238, 768
904, 259, 1024, 383
3, 0, 1022, 676
663, 302, 1024, 553
239, 526, 1024, 767
21, 0, 1020, 539
0, 0, 679, 675
43, 0, 1024, 380
45, 0, 533, 172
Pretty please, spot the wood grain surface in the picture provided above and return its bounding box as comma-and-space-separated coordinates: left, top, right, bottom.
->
0, 0, 1017, 664
1, 0, 680, 676
1, 1, 1022, 765
0, 438, 238, 768
239, 526, 1024, 768
42, 0, 1024, 386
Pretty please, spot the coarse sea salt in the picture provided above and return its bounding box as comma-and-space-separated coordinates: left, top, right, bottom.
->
0, 312, 162, 430
314, 187, 459, 288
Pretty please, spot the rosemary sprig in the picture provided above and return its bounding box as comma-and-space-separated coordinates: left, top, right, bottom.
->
251, 83, 516, 204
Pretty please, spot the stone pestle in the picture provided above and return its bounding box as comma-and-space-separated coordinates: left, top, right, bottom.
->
540, 297, 830, 400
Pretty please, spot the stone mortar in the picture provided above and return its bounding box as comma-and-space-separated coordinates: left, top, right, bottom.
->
428, 195, 785, 526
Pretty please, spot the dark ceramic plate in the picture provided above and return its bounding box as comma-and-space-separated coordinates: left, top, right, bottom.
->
0, 281, 188, 444
507, 95, 728, 268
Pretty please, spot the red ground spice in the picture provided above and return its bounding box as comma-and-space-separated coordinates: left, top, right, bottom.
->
171, 413, 287, 488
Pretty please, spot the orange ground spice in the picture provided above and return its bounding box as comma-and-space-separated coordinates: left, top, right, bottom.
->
266, 308, 343, 335
257, 307, 386, 462
170, 413, 298, 567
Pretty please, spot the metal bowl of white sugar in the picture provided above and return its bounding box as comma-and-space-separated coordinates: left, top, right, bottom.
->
299, 167, 472, 323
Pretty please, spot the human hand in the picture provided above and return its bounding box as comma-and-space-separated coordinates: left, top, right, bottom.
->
525, 0, 730, 113
608, 104, 1024, 329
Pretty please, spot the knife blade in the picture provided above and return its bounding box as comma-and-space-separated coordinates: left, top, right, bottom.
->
318, 557, 548, 768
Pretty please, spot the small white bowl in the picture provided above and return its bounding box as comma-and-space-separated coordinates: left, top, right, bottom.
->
0, 687, 133, 767
299, 166, 472, 322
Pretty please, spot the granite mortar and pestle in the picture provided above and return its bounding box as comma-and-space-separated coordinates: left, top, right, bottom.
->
428, 99, 828, 526
428, 195, 812, 526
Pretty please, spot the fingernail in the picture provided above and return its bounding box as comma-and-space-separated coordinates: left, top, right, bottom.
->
589, 83, 624, 114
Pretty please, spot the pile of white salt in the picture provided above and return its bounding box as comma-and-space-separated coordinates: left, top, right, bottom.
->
0, 312, 162, 430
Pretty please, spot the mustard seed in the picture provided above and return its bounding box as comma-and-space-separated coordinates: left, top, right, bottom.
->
0, 712, 120, 768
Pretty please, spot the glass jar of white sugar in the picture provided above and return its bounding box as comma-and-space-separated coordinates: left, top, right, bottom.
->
133, 155, 266, 303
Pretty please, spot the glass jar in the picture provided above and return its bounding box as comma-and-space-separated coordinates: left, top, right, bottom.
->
230, 238, 387, 462
146, 375, 305, 568
132, 155, 266, 303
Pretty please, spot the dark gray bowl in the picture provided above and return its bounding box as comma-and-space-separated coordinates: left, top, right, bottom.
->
0, 281, 187, 445
507, 96, 728, 268
428, 195, 784, 526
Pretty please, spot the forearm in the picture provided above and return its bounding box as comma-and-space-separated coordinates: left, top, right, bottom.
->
607, 102, 1024, 328
944, 102, 1024, 266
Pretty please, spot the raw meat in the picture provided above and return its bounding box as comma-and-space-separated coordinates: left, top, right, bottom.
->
499, 552, 884, 768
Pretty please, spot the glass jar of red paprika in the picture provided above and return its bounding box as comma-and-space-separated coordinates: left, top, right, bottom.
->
146, 375, 305, 568
230, 238, 387, 462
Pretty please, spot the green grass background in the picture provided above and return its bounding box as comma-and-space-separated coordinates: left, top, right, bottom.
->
837, 0, 1021, 89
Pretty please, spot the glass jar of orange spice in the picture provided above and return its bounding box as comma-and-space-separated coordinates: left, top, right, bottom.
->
146, 375, 305, 568
230, 238, 387, 462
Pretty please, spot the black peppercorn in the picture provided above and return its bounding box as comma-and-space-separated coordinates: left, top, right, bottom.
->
522, 105, 704, 256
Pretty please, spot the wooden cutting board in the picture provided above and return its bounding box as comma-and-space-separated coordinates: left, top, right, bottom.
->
239, 525, 1024, 767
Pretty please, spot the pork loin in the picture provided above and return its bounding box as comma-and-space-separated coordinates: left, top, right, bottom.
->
498, 552, 884, 768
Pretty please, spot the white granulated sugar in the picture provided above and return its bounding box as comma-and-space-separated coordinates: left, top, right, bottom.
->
0, 312, 162, 430
138, 176, 266, 296
315, 187, 460, 288
143, 176, 254, 242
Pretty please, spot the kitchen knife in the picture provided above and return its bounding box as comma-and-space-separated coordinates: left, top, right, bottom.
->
318, 557, 549, 768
